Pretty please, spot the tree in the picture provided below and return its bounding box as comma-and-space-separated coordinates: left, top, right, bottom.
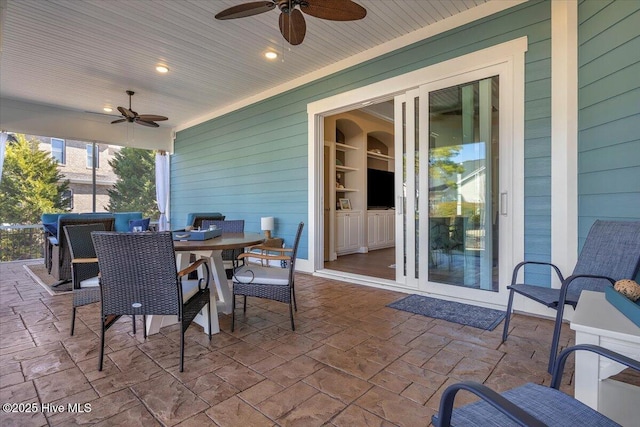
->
429, 145, 465, 189
107, 147, 159, 218
0, 134, 69, 224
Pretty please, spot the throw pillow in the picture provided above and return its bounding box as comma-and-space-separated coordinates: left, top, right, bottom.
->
128, 218, 150, 232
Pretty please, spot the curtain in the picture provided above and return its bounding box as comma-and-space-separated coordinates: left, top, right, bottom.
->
0, 132, 7, 185
155, 151, 170, 231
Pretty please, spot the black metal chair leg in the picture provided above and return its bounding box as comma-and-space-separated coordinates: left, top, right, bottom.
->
502, 289, 515, 343
231, 294, 236, 332
70, 307, 77, 336
289, 301, 295, 331
243, 295, 247, 312
143, 315, 147, 339
132, 315, 136, 335
548, 302, 566, 374
98, 319, 106, 371
292, 284, 297, 312
207, 303, 212, 341
180, 328, 185, 372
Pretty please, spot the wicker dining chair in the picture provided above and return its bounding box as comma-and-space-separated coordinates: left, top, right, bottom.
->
65, 223, 139, 336
232, 222, 304, 331
91, 231, 212, 372
432, 344, 640, 426
502, 220, 640, 373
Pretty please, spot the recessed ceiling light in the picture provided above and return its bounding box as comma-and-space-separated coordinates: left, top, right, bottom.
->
103, 106, 113, 112
156, 65, 169, 73
264, 51, 278, 60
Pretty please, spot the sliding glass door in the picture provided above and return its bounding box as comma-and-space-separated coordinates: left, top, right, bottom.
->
395, 70, 513, 304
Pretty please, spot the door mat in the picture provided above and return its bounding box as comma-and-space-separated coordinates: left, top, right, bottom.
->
23, 263, 72, 295
387, 294, 506, 331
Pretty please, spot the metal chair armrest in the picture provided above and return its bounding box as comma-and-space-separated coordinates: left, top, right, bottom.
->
550, 344, 640, 389
510, 260, 565, 286
433, 381, 545, 427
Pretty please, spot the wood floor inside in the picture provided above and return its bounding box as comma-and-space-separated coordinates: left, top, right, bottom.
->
324, 247, 395, 280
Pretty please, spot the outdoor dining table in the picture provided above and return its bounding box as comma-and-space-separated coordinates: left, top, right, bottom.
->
145, 232, 264, 336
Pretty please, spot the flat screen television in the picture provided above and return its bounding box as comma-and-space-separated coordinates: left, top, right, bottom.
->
367, 168, 395, 209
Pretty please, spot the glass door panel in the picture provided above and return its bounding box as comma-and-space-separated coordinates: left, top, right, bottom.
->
427, 76, 499, 291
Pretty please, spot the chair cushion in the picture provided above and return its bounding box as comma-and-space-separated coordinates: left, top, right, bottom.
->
128, 218, 150, 232
113, 212, 143, 232
233, 265, 289, 286
434, 383, 618, 426
80, 276, 100, 288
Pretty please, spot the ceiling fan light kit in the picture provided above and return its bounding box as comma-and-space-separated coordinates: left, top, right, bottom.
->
110, 90, 168, 128
215, 0, 366, 46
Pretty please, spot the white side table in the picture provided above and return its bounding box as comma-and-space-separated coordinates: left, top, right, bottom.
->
570, 290, 640, 426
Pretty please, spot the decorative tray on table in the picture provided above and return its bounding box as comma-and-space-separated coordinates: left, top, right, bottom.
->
172, 229, 222, 241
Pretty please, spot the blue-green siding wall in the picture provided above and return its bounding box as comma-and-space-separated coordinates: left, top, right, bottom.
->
578, 0, 640, 250
173, 1, 553, 265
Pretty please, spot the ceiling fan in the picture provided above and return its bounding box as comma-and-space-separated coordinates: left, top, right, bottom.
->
110, 90, 168, 128
215, 0, 367, 46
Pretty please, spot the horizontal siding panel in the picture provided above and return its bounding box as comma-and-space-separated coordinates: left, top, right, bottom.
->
579, 36, 640, 84
525, 215, 551, 234
579, 10, 640, 65
525, 79, 552, 102
579, 89, 640, 130
525, 196, 551, 216
579, 62, 640, 108
579, 140, 640, 172
522, 272, 551, 287
524, 176, 551, 197
525, 158, 551, 177
525, 117, 551, 140
578, 0, 614, 25
524, 234, 551, 255
579, 166, 640, 194
579, 115, 640, 151
524, 97, 551, 121
579, 193, 640, 218
524, 137, 551, 159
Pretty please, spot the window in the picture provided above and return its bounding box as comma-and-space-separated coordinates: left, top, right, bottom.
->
62, 189, 73, 211
51, 138, 66, 164
86, 144, 99, 168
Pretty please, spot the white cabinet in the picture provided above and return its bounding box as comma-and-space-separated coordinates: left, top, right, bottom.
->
367, 210, 395, 249
336, 211, 362, 255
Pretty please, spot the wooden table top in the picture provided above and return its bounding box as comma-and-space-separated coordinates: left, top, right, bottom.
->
173, 232, 264, 252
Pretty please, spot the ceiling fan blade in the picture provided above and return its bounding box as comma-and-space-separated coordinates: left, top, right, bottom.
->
117, 106, 136, 119
135, 118, 160, 128
302, 0, 366, 21
111, 118, 127, 124
137, 114, 168, 122
279, 9, 306, 45
215, 1, 275, 20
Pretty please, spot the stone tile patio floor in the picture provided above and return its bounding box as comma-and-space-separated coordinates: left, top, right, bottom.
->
0, 260, 575, 426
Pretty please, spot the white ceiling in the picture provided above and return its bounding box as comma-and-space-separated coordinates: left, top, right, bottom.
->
1, 0, 508, 132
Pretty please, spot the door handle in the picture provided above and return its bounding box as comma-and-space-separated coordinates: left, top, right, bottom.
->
500, 192, 508, 216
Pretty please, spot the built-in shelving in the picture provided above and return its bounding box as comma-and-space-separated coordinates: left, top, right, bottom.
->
367, 151, 394, 161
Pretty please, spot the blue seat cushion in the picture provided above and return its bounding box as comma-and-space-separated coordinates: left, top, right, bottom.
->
128, 218, 150, 232
114, 212, 142, 232
433, 383, 619, 426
